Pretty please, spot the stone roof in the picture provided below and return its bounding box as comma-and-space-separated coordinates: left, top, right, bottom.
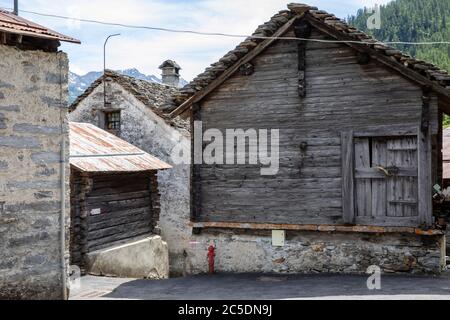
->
171, 3, 450, 114
159, 60, 181, 70
70, 70, 189, 131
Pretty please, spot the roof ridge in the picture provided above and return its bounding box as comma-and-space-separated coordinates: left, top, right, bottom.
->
69, 70, 190, 132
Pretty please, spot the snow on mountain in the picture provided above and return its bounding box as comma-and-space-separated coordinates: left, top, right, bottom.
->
69, 68, 188, 104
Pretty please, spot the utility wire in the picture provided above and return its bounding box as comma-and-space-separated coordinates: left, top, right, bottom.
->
3, 6, 450, 46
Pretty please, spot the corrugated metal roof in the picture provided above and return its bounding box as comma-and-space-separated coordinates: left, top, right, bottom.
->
0, 10, 80, 43
69, 122, 172, 173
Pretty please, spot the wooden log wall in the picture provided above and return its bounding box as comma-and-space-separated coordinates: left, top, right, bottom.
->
70, 170, 160, 270
70, 171, 93, 273
195, 28, 440, 226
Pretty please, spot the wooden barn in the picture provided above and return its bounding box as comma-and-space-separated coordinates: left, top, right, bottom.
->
68, 122, 171, 272
169, 3, 450, 273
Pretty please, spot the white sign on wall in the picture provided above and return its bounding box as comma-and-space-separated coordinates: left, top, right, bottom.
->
90, 208, 102, 216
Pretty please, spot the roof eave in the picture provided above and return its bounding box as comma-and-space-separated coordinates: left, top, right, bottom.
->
0, 27, 81, 43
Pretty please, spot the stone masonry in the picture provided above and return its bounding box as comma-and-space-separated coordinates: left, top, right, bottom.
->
0, 44, 70, 299
187, 230, 445, 275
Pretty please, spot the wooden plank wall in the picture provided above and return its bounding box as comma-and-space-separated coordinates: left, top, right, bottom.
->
70, 170, 158, 270
196, 29, 439, 225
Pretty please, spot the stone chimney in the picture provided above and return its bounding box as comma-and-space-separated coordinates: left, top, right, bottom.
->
159, 60, 181, 87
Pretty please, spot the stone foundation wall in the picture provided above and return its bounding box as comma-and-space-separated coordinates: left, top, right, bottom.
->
184, 229, 445, 275
0, 45, 70, 299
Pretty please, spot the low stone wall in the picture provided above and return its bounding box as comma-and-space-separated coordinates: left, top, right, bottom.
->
86, 236, 169, 279
184, 229, 445, 275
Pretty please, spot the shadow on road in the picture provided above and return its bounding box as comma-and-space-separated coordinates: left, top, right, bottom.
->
97, 273, 450, 300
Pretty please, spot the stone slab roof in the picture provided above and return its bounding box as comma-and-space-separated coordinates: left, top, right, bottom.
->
70, 70, 189, 131
170, 3, 450, 116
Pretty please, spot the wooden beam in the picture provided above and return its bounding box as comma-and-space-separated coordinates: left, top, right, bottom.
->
295, 20, 309, 98
418, 126, 434, 228
353, 127, 417, 137
341, 130, 355, 224
190, 104, 201, 222
0, 32, 6, 45
304, 16, 450, 101
421, 87, 431, 133
437, 106, 443, 187
191, 221, 443, 235
169, 16, 302, 118
438, 96, 450, 115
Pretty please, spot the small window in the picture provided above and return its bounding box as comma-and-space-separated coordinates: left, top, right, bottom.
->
105, 111, 121, 131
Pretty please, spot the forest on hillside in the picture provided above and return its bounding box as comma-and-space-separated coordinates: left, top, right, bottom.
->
348, 0, 450, 125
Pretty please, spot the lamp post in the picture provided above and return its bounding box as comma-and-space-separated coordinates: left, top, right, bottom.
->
13, 0, 18, 15
103, 33, 120, 108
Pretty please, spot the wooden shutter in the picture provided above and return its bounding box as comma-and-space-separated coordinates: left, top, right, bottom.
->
341, 128, 433, 227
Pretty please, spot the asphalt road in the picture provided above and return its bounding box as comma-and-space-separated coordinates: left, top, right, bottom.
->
70, 273, 450, 300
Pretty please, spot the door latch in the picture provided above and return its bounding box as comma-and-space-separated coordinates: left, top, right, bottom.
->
375, 165, 399, 177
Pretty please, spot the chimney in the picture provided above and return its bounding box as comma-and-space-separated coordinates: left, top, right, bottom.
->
159, 60, 181, 87
13, 0, 18, 15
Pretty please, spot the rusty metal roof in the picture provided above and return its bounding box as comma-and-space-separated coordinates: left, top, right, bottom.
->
0, 10, 80, 43
69, 122, 172, 173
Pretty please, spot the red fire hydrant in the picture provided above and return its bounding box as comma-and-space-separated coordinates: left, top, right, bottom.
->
207, 245, 215, 274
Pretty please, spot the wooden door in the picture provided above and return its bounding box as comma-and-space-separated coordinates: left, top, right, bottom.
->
354, 136, 418, 219
341, 129, 433, 227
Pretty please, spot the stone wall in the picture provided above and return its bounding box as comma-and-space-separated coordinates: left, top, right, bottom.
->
69, 82, 191, 275
186, 229, 445, 275
0, 44, 70, 299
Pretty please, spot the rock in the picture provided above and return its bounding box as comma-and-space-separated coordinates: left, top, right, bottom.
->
287, 3, 314, 14
86, 236, 169, 279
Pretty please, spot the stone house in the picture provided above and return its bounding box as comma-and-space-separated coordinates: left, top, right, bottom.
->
68, 65, 191, 275
168, 3, 450, 274
0, 9, 79, 299
69, 122, 171, 277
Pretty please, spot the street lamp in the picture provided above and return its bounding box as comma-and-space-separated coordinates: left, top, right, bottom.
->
103, 33, 120, 108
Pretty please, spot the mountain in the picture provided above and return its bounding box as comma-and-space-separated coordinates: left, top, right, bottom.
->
69, 68, 188, 103
347, 0, 450, 125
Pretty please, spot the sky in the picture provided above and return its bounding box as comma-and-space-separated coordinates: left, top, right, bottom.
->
0, 0, 392, 80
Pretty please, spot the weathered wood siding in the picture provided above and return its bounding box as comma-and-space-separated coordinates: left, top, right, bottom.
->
70, 170, 159, 270
196, 29, 439, 226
